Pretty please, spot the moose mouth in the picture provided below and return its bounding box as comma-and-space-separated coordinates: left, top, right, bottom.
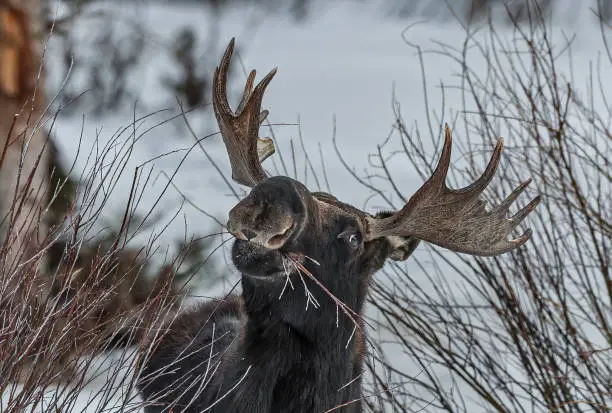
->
231, 238, 306, 280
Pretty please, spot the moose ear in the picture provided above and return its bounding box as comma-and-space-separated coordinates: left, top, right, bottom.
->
386, 235, 421, 261
373, 211, 420, 261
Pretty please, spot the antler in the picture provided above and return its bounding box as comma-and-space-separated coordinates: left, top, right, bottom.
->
365, 124, 540, 256
212, 38, 277, 187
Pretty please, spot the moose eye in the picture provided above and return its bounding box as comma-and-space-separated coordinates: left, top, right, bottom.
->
347, 232, 361, 250
338, 229, 362, 250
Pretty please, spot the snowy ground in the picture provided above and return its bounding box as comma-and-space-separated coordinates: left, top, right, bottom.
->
6, 1, 609, 411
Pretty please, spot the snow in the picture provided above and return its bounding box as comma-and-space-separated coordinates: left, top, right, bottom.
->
6, 0, 608, 411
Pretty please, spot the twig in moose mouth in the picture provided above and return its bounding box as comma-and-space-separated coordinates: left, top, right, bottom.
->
279, 258, 295, 300
283, 253, 365, 342
292, 258, 321, 311
345, 326, 357, 350
279, 251, 319, 309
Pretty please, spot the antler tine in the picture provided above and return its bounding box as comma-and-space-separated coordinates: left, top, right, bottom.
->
427, 124, 453, 188
496, 178, 532, 213
213, 39, 234, 114
509, 195, 541, 230
212, 38, 278, 187
462, 136, 503, 194
430, 124, 503, 197
236, 70, 257, 113
366, 123, 540, 256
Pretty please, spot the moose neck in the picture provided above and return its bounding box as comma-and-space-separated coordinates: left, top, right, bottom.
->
233, 223, 369, 412
237, 265, 367, 412
240, 262, 367, 346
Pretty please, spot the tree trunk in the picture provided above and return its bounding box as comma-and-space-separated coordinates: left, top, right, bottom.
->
0, 0, 49, 284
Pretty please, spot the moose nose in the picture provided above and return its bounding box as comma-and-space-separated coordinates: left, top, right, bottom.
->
226, 204, 294, 250
241, 229, 257, 241
227, 223, 294, 249
226, 219, 247, 241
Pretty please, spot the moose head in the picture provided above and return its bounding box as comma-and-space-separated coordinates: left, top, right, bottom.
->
138, 38, 540, 413
216, 38, 539, 316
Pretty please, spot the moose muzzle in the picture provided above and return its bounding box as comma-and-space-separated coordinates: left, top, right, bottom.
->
227, 194, 295, 250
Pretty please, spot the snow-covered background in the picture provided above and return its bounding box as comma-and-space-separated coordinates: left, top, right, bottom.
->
6, 0, 610, 411
46, 0, 610, 273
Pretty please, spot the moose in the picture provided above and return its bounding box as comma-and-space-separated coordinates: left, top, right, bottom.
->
137, 38, 540, 412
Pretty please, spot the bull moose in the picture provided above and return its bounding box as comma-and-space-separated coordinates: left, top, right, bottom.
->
137, 38, 540, 413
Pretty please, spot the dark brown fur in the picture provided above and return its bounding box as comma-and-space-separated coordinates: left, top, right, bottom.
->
138, 177, 418, 412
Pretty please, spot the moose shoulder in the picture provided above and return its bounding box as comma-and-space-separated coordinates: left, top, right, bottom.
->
137, 38, 540, 413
